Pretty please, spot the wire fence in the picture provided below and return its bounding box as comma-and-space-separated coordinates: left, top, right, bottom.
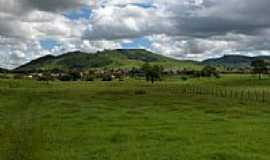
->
181, 85, 269, 103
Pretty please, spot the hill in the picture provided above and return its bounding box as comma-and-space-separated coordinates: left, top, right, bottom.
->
202, 55, 270, 69
0, 67, 8, 73
15, 49, 202, 72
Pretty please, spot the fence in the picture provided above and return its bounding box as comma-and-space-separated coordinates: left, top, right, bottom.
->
181, 85, 269, 103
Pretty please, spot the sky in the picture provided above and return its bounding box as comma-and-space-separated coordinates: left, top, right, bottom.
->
1, 0, 270, 69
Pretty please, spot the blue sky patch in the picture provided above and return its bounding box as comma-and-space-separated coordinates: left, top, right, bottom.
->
64, 6, 92, 20
40, 39, 59, 50
121, 37, 151, 49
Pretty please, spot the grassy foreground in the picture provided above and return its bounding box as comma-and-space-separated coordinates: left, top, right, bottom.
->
0, 75, 270, 160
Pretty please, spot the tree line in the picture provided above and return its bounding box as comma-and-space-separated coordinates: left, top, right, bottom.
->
1, 59, 269, 82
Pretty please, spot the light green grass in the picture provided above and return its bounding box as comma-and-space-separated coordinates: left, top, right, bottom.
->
0, 75, 270, 160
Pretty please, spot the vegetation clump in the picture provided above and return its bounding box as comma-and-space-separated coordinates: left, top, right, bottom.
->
251, 59, 269, 80
141, 63, 164, 83
134, 90, 147, 95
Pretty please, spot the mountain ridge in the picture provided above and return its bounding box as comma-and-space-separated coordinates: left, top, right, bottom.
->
14, 49, 201, 72
10, 51, 270, 72
202, 54, 270, 68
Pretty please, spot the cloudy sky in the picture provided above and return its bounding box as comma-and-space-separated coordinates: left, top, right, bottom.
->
1, 0, 270, 69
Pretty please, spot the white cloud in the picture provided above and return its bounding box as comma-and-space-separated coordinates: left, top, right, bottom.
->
1, 0, 270, 69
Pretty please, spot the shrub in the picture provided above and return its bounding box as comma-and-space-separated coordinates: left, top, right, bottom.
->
85, 76, 95, 81
69, 70, 82, 81
181, 76, 188, 81
134, 90, 147, 95
84, 70, 96, 81
58, 74, 73, 81
102, 74, 113, 81
141, 63, 164, 83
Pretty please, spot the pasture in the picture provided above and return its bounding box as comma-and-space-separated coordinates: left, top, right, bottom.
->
0, 74, 270, 160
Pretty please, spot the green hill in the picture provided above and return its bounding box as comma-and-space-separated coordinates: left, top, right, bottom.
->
15, 49, 202, 72
202, 55, 270, 69
0, 68, 8, 73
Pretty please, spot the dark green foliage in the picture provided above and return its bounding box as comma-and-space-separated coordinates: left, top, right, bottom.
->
0, 68, 8, 73
68, 70, 82, 81
251, 59, 269, 80
120, 49, 163, 62
201, 66, 220, 78
84, 70, 96, 81
58, 70, 82, 81
58, 74, 73, 81
134, 90, 147, 95
50, 68, 64, 74
15, 55, 56, 72
192, 66, 220, 78
203, 55, 252, 68
129, 67, 144, 78
142, 63, 164, 83
57, 52, 113, 69
102, 74, 113, 81
181, 76, 188, 81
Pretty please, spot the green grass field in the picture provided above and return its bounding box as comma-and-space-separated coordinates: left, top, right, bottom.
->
1, 75, 270, 160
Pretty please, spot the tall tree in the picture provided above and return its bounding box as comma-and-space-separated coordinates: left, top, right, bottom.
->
201, 66, 220, 78
251, 59, 268, 80
141, 63, 163, 83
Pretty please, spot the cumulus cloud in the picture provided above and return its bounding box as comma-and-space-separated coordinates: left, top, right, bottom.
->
83, 4, 174, 40
1, 0, 270, 68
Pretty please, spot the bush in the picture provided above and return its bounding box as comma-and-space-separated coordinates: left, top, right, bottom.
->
192, 66, 220, 78
201, 66, 220, 78
102, 74, 113, 81
69, 70, 81, 81
181, 76, 188, 81
84, 70, 96, 81
141, 63, 164, 83
85, 76, 95, 81
134, 90, 147, 95
58, 74, 73, 81
58, 70, 82, 81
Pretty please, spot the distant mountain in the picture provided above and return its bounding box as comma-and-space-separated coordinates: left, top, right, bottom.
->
0, 67, 8, 73
15, 49, 202, 72
202, 55, 270, 68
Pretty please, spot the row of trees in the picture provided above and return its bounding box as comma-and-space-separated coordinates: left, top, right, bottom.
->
140, 63, 221, 83
5, 59, 268, 82
7, 64, 221, 83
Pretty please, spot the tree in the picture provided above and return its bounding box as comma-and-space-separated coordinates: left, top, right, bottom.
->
84, 70, 96, 81
58, 70, 81, 81
141, 63, 163, 83
251, 60, 268, 80
58, 74, 73, 81
102, 73, 113, 81
142, 63, 152, 82
201, 66, 220, 78
69, 70, 82, 81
